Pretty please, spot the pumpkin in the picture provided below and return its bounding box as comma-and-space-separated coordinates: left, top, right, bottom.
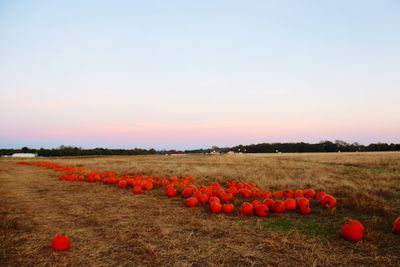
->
284, 190, 294, 198
263, 191, 273, 199
198, 193, 209, 204
393, 216, 400, 235
126, 178, 134, 186
236, 182, 244, 189
255, 204, 269, 217
222, 203, 235, 214
297, 198, 310, 210
220, 191, 234, 202
284, 199, 297, 211
239, 188, 252, 198
316, 191, 327, 201
143, 181, 153, 191
209, 196, 221, 204
227, 186, 239, 196
304, 189, 316, 199
300, 206, 312, 215
321, 195, 337, 208
251, 200, 262, 209
342, 219, 364, 242
263, 198, 274, 209
240, 202, 254, 216
182, 187, 193, 198
272, 200, 286, 213
294, 189, 304, 198
185, 197, 198, 207
52, 234, 70, 251
132, 185, 142, 194
212, 188, 223, 198
118, 180, 127, 188
210, 202, 222, 214
273, 191, 283, 199
166, 186, 177, 197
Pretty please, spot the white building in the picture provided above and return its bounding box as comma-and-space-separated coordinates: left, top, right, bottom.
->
11, 153, 37, 158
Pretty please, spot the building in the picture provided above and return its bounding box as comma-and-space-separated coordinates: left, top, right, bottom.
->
11, 153, 37, 158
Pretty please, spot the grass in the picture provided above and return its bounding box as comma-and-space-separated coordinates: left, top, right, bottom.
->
265, 217, 329, 236
1, 152, 400, 266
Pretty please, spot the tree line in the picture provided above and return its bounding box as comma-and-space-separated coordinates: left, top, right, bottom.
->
229, 140, 400, 153
1, 141, 400, 157
0, 146, 156, 157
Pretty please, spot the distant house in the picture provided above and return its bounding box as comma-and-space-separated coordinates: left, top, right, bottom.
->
11, 153, 37, 158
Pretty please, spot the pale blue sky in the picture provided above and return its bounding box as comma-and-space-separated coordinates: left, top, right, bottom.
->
1, 1, 399, 149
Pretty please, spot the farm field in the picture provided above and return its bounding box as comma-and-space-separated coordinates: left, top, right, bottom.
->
1, 152, 400, 266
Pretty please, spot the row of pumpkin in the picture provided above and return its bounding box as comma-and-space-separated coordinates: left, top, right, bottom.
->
17, 161, 400, 248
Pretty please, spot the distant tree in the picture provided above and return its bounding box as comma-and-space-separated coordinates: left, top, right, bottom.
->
211, 146, 220, 152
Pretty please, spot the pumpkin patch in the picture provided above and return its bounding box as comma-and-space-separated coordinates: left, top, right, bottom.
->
18, 160, 397, 243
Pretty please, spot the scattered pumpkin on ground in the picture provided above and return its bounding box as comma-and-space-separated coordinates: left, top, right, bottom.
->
342, 219, 364, 242
52, 234, 70, 251
393, 216, 400, 235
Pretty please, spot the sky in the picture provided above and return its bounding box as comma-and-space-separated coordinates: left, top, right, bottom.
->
1, 1, 400, 150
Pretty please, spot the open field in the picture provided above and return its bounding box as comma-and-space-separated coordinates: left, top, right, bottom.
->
1, 152, 400, 266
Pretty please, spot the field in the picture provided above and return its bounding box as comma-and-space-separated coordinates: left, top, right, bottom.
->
1, 152, 400, 266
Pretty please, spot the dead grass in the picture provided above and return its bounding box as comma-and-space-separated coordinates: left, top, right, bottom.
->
1, 152, 400, 266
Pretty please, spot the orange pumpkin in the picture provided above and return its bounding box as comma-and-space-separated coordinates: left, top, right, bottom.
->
143, 181, 153, 190
273, 191, 283, 199
251, 200, 262, 209
284, 190, 294, 198
239, 188, 252, 198
304, 189, 316, 199
297, 198, 310, 210
118, 180, 127, 188
263, 198, 274, 209
209, 196, 221, 204
255, 204, 269, 217
342, 219, 364, 242
393, 216, 400, 235
321, 195, 337, 208
240, 202, 254, 216
198, 193, 209, 204
210, 202, 222, 214
52, 234, 70, 251
220, 191, 233, 202
300, 206, 312, 215
272, 200, 286, 213
294, 189, 304, 198
132, 185, 142, 194
181, 187, 193, 198
222, 203, 235, 214
185, 197, 198, 207
263, 191, 273, 198
227, 186, 239, 196
166, 186, 177, 197
316, 191, 327, 201
284, 199, 297, 211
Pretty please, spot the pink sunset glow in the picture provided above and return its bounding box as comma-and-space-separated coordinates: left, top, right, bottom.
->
1, 1, 399, 149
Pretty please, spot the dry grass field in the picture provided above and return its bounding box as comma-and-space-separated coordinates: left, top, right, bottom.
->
1, 152, 400, 266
